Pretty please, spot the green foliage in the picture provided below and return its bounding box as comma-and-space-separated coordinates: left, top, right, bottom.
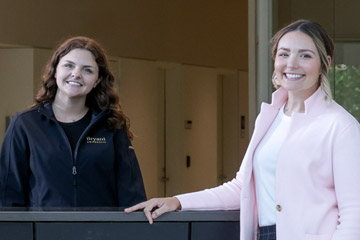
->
330, 65, 360, 122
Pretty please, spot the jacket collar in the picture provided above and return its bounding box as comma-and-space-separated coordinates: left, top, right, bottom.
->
38, 103, 56, 120
270, 87, 330, 116
38, 103, 109, 122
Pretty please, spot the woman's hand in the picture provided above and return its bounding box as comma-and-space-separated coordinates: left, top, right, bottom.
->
124, 197, 181, 224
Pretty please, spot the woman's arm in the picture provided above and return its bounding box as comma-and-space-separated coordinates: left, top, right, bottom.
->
0, 114, 30, 207
125, 171, 242, 223
332, 122, 360, 239
175, 172, 242, 211
114, 127, 147, 207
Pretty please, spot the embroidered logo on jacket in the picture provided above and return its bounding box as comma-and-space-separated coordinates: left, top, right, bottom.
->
86, 137, 106, 144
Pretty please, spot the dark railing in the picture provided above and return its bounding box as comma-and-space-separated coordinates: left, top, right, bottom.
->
0, 209, 240, 240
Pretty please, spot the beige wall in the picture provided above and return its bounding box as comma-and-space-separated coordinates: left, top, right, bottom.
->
277, 0, 334, 34
182, 66, 219, 192
0, 48, 51, 145
118, 58, 165, 199
277, 0, 360, 40
33, 49, 53, 96
116, 58, 248, 198
0, 49, 34, 144
220, 71, 249, 183
165, 65, 219, 196
0, 0, 248, 70
115, 58, 250, 198
164, 66, 249, 196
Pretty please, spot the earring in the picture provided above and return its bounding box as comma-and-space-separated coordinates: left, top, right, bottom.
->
272, 73, 280, 87
319, 74, 325, 87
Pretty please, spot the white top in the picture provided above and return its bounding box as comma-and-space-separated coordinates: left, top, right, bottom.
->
253, 104, 291, 227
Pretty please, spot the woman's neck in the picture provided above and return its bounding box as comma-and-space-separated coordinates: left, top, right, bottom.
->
284, 87, 317, 116
284, 85, 319, 116
52, 95, 89, 123
284, 98, 304, 116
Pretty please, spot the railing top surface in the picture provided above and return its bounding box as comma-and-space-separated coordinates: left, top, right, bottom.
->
0, 209, 240, 222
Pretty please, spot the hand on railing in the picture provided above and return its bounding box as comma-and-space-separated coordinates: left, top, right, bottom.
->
124, 197, 181, 224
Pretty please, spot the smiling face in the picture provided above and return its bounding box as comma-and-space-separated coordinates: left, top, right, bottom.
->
55, 48, 100, 101
274, 31, 322, 98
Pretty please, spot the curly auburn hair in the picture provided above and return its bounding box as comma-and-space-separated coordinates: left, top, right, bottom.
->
33, 36, 133, 139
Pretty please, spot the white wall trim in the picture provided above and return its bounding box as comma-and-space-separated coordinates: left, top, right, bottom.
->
248, 0, 257, 137
256, 0, 274, 112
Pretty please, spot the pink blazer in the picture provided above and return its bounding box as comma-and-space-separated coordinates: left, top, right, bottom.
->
176, 88, 360, 240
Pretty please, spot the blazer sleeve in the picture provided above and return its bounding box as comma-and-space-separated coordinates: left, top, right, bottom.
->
0, 114, 30, 207
332, 121, 360, 239
114, 127, 147, 207
176, 170, 242, 211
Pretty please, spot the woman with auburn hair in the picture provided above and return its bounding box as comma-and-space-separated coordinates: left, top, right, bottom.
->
126, 20, 360, 240
0, 36, 146, 208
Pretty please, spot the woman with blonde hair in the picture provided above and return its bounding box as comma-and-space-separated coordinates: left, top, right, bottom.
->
126, 20, 360, 240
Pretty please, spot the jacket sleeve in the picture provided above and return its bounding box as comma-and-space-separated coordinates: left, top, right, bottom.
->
114, 127, 147, 207
332, 121, 360, 239
176, 169, 242, 211
0, 114, 30, 207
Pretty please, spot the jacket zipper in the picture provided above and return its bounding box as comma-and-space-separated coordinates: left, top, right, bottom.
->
52, 119, 78, 206
72, 166, 77, 175
73, 150, 78, 207
72, 166, 77, 178
41, 106, 107, 207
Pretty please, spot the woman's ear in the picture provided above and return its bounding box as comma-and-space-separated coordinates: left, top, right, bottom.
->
327, 56, 332, 67
94, 78, 101, 88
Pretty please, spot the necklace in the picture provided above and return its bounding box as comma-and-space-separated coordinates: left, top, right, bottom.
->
52, 104, 89, 123
284, 103, 291, 114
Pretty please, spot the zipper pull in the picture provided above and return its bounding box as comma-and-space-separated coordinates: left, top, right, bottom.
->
72, 166, 77, 175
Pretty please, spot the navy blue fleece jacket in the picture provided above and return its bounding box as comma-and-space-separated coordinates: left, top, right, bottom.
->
0, 103, 146, 207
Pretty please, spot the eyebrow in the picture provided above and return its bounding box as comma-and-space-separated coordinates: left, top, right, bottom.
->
63, 60, 97, 68
278, 47, 316, 54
